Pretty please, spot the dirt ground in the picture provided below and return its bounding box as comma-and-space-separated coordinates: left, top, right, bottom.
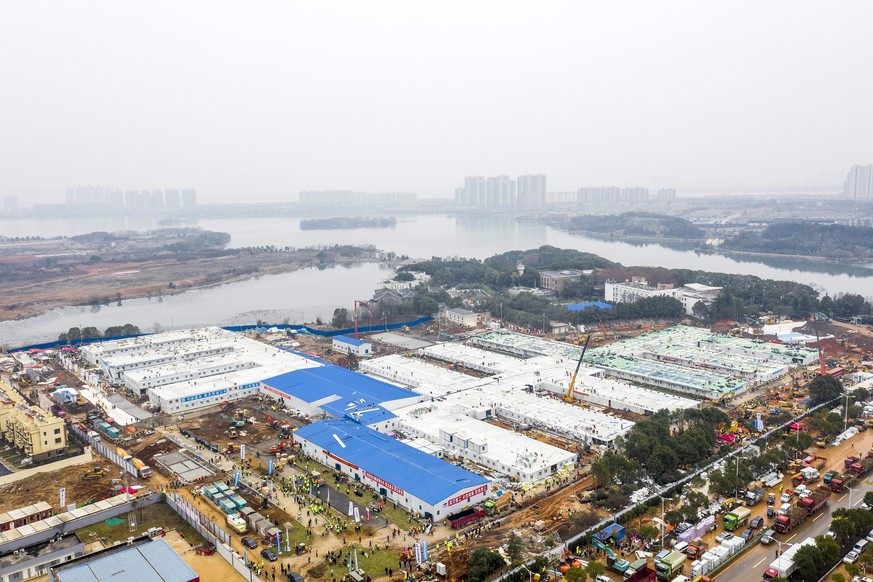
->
163, 528, 247, 580
0, 459, 127, 512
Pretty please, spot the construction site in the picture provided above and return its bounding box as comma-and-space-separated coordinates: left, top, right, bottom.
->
1, 317, 872, 582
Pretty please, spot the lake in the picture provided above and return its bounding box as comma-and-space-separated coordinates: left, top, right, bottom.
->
1, 213, 872, 345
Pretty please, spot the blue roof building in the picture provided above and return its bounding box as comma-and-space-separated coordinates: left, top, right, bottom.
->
332, 335, 372, 356
293, 419, 490, 521
261, 366, 420, 428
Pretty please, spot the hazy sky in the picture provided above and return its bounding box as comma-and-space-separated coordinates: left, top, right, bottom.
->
2, 1, 872, 203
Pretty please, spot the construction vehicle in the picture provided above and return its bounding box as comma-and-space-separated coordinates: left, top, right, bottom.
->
76, 395, 87, 406
82, 466, 104, 480
722, 506, 751, 531
829, 475, 845, 493
264, 414, 279, 429
762, 537, 816, 580
225, 442, 239, 454
848, 457, 873, 477
116, 447, 132, 462
132, 459, 152, 479
563, 334, 591, 403
269, 440, 293, 454
594, 539, 630, 575
653, 550, 684, 581
686, 542, 708, 560
823, 470, 837, 484
558, 548, 587, 573
484, 492, 513, 515
226, 428, 238, 439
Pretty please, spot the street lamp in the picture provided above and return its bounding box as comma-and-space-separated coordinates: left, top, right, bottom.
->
657, 495, 673, 548
845, 485, 857, 508
845, 389, 850, 432
519, 564, 533, 582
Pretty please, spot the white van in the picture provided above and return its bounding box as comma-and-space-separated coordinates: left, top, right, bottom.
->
673, 541, 689, 555
854, 539, 869, 554
595, 576, 612, 582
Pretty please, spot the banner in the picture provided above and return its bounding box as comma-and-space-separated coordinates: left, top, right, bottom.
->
348, 502, 354, 517
353, 506, 360, 523
234, 471, 240, 487
422, 540, 428, 562
240, 444, 246, 460
414, 542, 422, 565
59, 487, 66, 509
268, 460, 273, 475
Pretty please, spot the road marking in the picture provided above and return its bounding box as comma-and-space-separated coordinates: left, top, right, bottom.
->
813, 513, 824, 521
855, 498, 864, 507
754, 556, 767, 568
787, 533, 797, 542
839, 494, 848, 502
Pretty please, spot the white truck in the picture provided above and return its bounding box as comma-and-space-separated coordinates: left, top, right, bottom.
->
762, 537, 816, 580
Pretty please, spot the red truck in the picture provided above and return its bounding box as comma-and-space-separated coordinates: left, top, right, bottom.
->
447, 507, 484, 529
774, 506, 808, 534
624, 566, 656, 582
830, 475, 846, 493
848, 457, 873, 477
798, 488, 830, 515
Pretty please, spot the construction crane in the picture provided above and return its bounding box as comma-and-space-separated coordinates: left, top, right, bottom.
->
563, 334, 591, 403
812, 315, 827, 376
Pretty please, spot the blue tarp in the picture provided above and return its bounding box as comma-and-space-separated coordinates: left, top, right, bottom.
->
567, 301, 614, 311
10, 317, 434, 353
594, 523, 625, 542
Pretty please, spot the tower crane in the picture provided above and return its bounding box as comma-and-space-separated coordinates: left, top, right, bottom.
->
563, 334, 592, 403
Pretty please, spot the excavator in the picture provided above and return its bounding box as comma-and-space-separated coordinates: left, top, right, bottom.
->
563, 334, 591, 404
82, 466, 104, 480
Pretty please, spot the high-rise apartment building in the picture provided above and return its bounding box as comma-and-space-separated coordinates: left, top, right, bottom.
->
517, 174, 547, 208
181, 188, 197, 208
3, 195, 19, 211
844, 165, 873, 199
164, 189, 181, 209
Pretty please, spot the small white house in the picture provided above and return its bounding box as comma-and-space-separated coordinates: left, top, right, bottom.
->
332, 335, 372, 357
444, 308, 479, 328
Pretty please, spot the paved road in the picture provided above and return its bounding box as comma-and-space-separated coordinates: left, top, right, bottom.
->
715, 478, 872, 582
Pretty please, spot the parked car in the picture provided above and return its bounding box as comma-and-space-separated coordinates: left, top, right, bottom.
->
760, 529, 775, 545
739, 528, 754, 542
781, 493, 791, 503
866, 529, 873, 543
844, 550, 860, 564
750, 516, 764, 529
715, 532, 734, 543
852, 576, 873, 582
180, 428, 190, 437
261, 548, 278, 562
241, 537, 258, 549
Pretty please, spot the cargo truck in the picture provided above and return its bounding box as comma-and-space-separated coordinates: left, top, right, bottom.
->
745, 487, 765, 506
132, 458, 152, 479
447, 507, 484, 529
722, 506, 751, 531
654, 551, 685, 581
829, 475, 845, 493
774, 506, 807, 534
848, 457, 873, 477
762, 537, 816, 580
624, 567, 656, 582
116, 447, 133, 461
484, 492, 512, 515
797, 488, 829, 515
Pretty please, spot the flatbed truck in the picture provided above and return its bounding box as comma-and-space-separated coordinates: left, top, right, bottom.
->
722, 506, 751, 531
774, 506, 807, 534
798, 488, 829, 515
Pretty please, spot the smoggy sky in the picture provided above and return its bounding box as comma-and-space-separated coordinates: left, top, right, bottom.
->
2, 1, 872, 202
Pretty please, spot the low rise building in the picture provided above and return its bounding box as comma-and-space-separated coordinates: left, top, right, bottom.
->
539, 269, 589, 292
0, 380, 66, 462
331, 336, 372, 357
444, 308, 478, 328
677, 283, 723, 316
49, 536, 198, 582
604, 277, 678, 303
293, 419, 490, 522
0, 533, 84, 582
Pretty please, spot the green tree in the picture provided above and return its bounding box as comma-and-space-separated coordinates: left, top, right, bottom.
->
792, 544, 824, 581
563, 567, 587, 582
66, 327, 82, 343
394, 271, 415, 282
81, 326, 101, 339
864, 491, 873, 508
506, 534, 523, 564
809, 375, 843, 405
832, 573, 845, 582
331, 308, 350, 329
585, 562, 605, 578
467, 547, 505, 582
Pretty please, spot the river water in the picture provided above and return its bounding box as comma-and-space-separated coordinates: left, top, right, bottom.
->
1, 213, 871, 345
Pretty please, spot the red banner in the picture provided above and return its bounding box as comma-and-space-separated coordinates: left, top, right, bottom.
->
446, 485, 488, 507
323, 450, 359, 470
364, 470, 404, 495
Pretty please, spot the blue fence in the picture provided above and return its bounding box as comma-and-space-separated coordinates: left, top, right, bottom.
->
9, 317, 434, 353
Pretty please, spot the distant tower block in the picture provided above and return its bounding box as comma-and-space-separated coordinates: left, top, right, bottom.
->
517, 260, 525, 278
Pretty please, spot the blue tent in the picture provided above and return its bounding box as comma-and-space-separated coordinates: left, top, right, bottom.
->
594, 523, 625, 543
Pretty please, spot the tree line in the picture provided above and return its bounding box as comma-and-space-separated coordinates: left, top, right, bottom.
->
58, 323, 141, 343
